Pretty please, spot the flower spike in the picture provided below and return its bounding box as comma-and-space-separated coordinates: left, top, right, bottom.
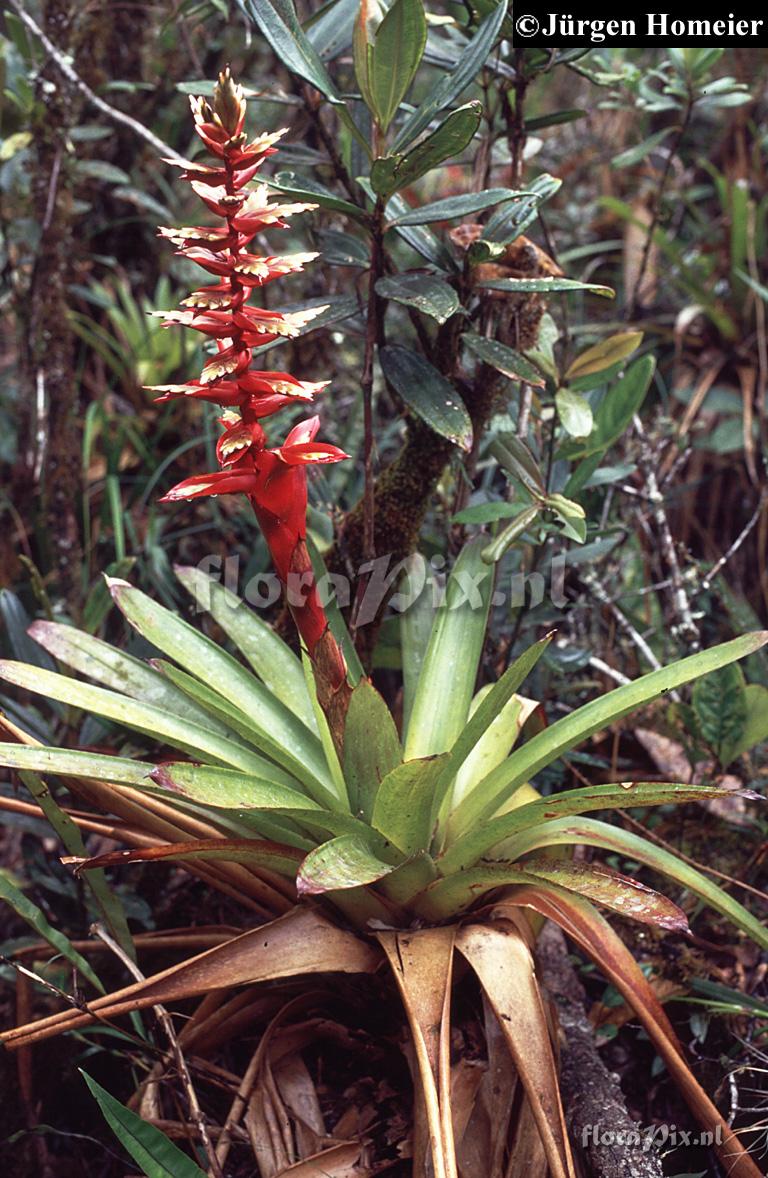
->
152, 69, 350, 742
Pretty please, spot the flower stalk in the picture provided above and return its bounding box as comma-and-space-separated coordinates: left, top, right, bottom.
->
148, 70, 351, 741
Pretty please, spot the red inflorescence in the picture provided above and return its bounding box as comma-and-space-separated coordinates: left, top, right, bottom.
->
150, 69, 348, 659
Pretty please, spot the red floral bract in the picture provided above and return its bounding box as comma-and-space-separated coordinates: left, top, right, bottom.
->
150, 69, 349, 712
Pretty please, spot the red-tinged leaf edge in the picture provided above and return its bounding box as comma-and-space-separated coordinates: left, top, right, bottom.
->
62, 837, 303, 877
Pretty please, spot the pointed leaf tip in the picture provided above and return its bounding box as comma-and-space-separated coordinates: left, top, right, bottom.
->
104, 575, 132, 596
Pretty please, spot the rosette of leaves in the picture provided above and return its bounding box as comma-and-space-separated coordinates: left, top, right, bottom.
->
0, 546, 765, 1177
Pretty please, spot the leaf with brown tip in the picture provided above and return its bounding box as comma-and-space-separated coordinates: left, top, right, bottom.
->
296, 834, 401, 896
63, 837, 304, 878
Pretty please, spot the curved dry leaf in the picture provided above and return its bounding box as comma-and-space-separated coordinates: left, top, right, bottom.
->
494, 887, 763, 1178
1, 907, 380, 1050
377, 927, 456, 1178
63, 837, 304, 878
274, 1141, 368, 1176
456, 922, 575, 1178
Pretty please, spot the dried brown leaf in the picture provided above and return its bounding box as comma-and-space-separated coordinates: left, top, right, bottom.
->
456, 921, 574, 1178
2, 907, 380, 1049
495, 887, 764, 1178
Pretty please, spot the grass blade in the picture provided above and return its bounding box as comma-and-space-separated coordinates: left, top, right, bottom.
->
81, 1070, 207, 1178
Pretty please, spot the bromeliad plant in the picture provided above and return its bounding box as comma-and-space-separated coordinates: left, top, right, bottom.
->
1, 71, 767, 1178
0, 558, 766, 1176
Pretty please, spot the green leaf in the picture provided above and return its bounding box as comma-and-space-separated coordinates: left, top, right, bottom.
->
399, 556, 436, 734
0, 868, 104, 992
372, 754, 450, 855
0, 743, 154, 784
693, 662, 748, 765
306, 0, 359, 57
297, 833, 399, 894
436, 635, 552, 822
610, 128, 676, 170
392, 0, 507, 151
389, 188, 531, 227
369, 0, 426, 131
28, 620, 236, 740
107, 580, 331, 793
462, 332, 545, 387
480, 505, 541, 564
74, 160, 131, 185
546, 493, 587, 544
174, 564, 316, 732
269, 172, 365, 220
555, 388, 593, 438
372, 102, 482, 197
241, 0, 342, 103
499, 817, 768, 951
477, 277, 614, 298
446, 631, 768, 858
0, 591, 56, 671
151, 660, 312, 783
0, 662, 278, 776
725, 683, 768, 760
17, 767, 135, 958
315, 228, 369, 267
404, 538, 493, 760
82, 1071, 208, 1178
422, 857, 689, 929
476, 174, 562, 253
452, 502, 524, 526
565, 332, 643, 381
736, 268, 768, 303
447, 781, 752, 863
343, 678, 402, 820
372, 184, 453, 269
379, 345, 473, 449
561, 356, 656, 464
489, 436, 546, 497
147, 761, 324, 811
376, 273, 459, 323
524, 109, 587, 131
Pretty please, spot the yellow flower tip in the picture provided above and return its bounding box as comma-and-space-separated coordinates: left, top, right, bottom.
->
213, 65, 246, 137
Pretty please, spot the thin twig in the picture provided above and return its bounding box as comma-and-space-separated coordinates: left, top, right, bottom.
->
516, 384, 533, 438
627, 97, 694, 318
6, 0, 186, 164
588, 656, 631, 686
300, 84, 361, 205
746, 200, 768, 468
701, 488, 768, 592
633, 414, 700, 647
92, 923, 224, 1178
0, 955, 159, 1054
583, 570, 664, 673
